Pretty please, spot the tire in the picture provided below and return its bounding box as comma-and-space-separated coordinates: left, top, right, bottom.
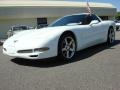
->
107, 27, 115, 45
58, 33, 76, 60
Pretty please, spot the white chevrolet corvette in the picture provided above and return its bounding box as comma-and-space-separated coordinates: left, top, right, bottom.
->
3, 13, 116, 60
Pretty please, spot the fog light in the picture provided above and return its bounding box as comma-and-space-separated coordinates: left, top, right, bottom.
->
29, 55, 38, 57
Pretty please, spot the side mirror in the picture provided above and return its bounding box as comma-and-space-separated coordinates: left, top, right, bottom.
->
90, 20, 99, 26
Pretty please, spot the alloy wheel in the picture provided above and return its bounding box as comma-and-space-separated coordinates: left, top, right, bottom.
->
109, 28, 115, 43
61, 36, 76, 59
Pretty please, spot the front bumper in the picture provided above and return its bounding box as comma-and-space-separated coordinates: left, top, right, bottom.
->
3, 47, 56, 60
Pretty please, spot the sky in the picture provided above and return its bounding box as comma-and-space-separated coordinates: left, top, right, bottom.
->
68, 0, 120, 11
0, 0, 120, 11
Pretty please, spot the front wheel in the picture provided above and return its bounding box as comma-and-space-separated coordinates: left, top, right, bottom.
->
107, 28, 115, 45
58, 33, 76, 60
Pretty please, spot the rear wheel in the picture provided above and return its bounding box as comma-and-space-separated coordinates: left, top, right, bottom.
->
107, 28, 115, 45
58, 33, 76, 60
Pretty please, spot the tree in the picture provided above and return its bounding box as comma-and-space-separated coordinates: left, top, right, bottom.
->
116, 12, 120, 20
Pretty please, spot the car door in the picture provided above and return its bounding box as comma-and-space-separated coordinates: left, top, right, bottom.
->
78, 15, 97, 49
79, 25, 97, 49
78, 15, 106, 49
88, 15, 107, 45
89, 21, 105, 45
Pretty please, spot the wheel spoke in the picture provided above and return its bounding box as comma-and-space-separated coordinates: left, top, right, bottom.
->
111, 36, 114, 41
67, 51, 70, 58
70, 48, 74, 52
65, 38, 68, 45
110, 38, 113, 43
69, 40, 73, 46
112, 33, 115, 39
62, 48, 67, 52
112, 32, 114, 42
109, 34, 111, 39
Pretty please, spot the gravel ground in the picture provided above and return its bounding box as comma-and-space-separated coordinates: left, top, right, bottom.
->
0, 31, 120, 90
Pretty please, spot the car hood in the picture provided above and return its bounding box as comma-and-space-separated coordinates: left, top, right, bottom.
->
4, 26, 76, 49
6, 25, 82, 41
8, 26, 67, 40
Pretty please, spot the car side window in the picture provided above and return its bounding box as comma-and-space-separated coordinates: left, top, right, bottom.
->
82, 15, 92, 25
91, 15, 101, 22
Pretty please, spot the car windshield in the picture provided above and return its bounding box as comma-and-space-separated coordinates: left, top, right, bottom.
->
12, 26, 28, 31
49, 14, 87, 27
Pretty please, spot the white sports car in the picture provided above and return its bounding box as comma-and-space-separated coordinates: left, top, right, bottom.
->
3, 13, 116, 60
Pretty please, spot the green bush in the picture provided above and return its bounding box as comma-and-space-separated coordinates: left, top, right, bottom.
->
116, 12, 120, 20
